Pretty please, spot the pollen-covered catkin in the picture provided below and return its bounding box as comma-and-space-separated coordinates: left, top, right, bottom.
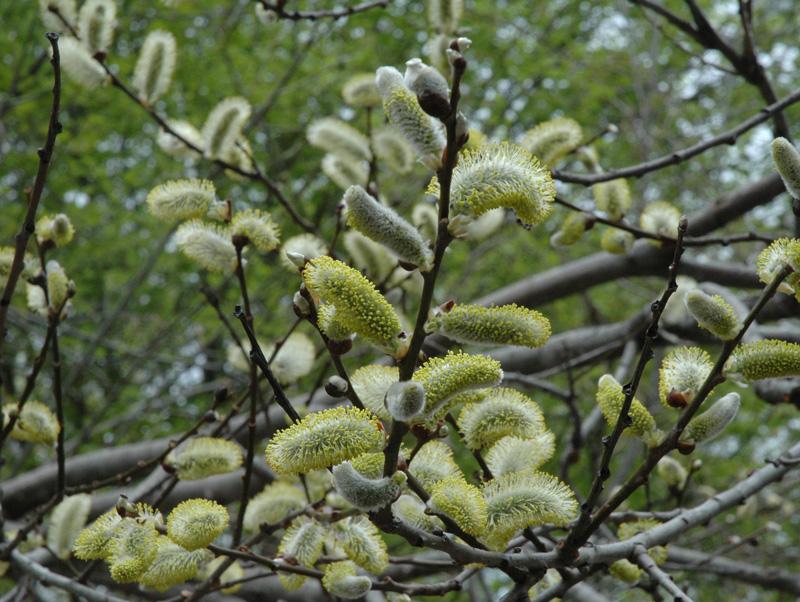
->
343, 185, 433, 271
684, 289, 741, 340
265, 406, 385, 475
429, 142, 555, 227
724, 340, 800, 382
427, 303, 550, 348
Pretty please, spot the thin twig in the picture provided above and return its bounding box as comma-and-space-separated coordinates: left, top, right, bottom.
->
551, 86, 800, 185
0, 33, 62, 357
256, 0, 393, 21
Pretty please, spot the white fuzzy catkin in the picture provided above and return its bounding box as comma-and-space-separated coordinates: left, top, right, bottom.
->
376, 66, 445, 170
39, 0, 77, 35
771, 137, 800, 199
332, 461, 402, 512
157, 120, 203, 158
344, 185, 433, 271
682, 393, 740, 444
321, 153, 368, 189
133, 30, 177, 104
307, 118, 372, 162
201, 97, 251, 160
58, 37, 108, 90
77, 0, 116, 53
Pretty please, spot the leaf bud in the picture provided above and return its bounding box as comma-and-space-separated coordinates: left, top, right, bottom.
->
384, 380, 425, 421
404, 58, 451, 119
325, 375, 350, 398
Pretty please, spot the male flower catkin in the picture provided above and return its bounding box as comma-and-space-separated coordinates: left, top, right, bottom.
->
427, 302, 550, 348
596, 375, 662, 446
483, 472, 577, 550
771, 137, 800, 199
230, 209, 280, 251
2, 401, 60, 446
456, 388, 545, 451
376, 66, 445, 170
408, 441, 462, 489
333, 516, 389, 573
341, 72, 383, 107
412, 351, 503, 421
47, 494, 92, 560
166, 499, 229, 550
600, 228, 635, 254
138, 537, 211, 592
484, 432, 556, 477
681, 393, 740, 445
322, 561, 372, 600
58, 37, 109, 90
756, 238, 800, 297
302, 256, 406, 356
163, 437, 243, 480
307, 117, 372, 162
684, 290, 741, 340
658, 346, 714, 407
201, 97, 251, 160
593, 178, 631, 221
344, 185, 433, 271
174, 221, 238, 273
265, 406, 385, 475
243, 481, 306, 531
146, 179, 217, 220
429, 142, 555, 227
640, 201, 681, 239
428, 477, 487, 537
724, 340, 800, 383
77, 0, 116, 54
133, 30, 177, 104
520, 117, 583, 167
106, 520, 159, 583
277, 519, 326, 591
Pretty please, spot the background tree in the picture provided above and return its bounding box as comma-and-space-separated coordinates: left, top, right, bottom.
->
2, 0, 800, 600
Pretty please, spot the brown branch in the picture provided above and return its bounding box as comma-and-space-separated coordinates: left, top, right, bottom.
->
551, 87, 800, 185
0, 33, 62, 357
256, 0, 393, 21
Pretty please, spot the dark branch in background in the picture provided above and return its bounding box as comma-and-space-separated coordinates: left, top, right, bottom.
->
0, 33, 62, 358
664, 546, 800, 596
561, 216, 688, 560
551, 87, 800, 185
256, 0, 393, 21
